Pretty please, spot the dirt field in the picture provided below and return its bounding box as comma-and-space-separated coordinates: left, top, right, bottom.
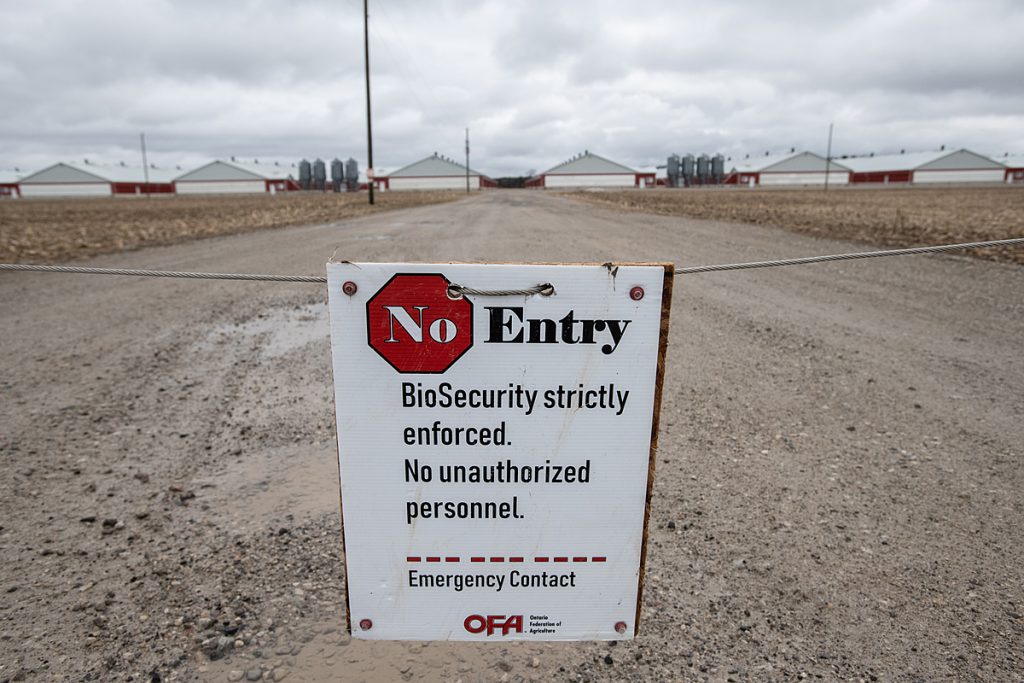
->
563, 185, 1024, 265
0, 191, 461, 263
1, 192, 1022, 682
4, 187, 1022, 268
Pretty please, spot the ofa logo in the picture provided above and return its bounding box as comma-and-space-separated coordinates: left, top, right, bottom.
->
464, 614, 524, 637
366, 273, 473, 374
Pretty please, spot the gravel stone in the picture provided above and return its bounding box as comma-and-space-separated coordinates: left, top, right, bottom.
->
2, 191, 1022, 683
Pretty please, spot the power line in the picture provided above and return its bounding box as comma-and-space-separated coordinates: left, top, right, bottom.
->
824, 122, 834, 193
363, 0, 375, 206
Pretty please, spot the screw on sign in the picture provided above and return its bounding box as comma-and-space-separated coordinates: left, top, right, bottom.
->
366, 273, 474, 374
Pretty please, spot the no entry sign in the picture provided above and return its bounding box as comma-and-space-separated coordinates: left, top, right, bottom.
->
327, 263, 673, 641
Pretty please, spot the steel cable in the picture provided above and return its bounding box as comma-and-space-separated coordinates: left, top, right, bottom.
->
0, 263, 327, 283
447, 283, 555, 298
674, 237, 1024, 274
1, 237, 1021, 285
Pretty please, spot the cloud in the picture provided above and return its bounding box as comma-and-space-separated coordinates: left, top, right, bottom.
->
1, 0, 1022, 176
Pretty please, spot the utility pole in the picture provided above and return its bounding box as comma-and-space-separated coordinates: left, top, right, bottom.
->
824, 122, 834, 193
465, 128, 470, 193
363, 0, 375, 205
139, 132, 150, 198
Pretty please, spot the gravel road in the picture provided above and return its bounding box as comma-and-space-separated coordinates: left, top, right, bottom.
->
1, 191, 1022, 682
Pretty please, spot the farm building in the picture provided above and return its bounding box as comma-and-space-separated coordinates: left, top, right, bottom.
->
0, 170, 22, 198
373, 153, 496, 191
525, 151, 655, 189
844, 149, 1006, 185
999, 154, 1024, 183
17, 162, 175, 197
724, 151, 851, 187
174, 160, 299, 194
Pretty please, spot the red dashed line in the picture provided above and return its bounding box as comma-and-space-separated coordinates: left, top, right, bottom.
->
406, 555, 605, 563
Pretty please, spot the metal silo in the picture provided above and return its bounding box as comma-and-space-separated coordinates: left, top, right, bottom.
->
312, 159, 327, 191
666, 155, 680, 188
711, 154, 725, 182
298, 159, 311, 190
696, 154, 710, 183
331, 158, 344, 192
345, 158, 359, 191
681, 155, 695, 185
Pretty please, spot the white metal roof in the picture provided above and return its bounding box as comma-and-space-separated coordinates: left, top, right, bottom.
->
222, 160, 295, 180
840, 150, 951, 173
0, 170, 23, 184
841, 149, 1002, 173
996, 154, 1024, 168
173, 160, 295, 182
88, 164, 178, 183
17, 163, 104, 184
729, 151, 850, 174
541, 152, 637, 176
729, 153, 799, 173
19, 162, 178, 184
384, 153, 485, 178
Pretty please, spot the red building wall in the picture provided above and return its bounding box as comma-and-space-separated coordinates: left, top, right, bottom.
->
849, 171, 913, 184
722, 173, 760, 186
111, 182, 175, 195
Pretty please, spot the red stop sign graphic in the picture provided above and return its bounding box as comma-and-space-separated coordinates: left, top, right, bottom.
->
366, 273, 474, 373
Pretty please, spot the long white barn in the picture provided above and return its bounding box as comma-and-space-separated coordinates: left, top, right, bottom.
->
17, 163, 177, 197
173, 160, 298, 194
726, 151, 851, 187
375, 154, 495, 191
844, 149, 1006, 184
527, 152, 654, 189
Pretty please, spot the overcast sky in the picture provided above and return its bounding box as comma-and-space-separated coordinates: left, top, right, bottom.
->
2, 0, 1023, 177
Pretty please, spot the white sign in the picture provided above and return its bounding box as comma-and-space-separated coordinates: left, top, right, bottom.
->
327, 263, 672, 641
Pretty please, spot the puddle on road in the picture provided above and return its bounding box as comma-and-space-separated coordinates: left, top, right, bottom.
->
349, 234, 393, 241
188, 297, 556, 682
187, 440, 552, 682
191, 443, 339, 531
194, 303, 329, 359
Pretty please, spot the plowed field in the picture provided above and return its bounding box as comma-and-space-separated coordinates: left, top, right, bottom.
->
0, 191, 461, 263
564, 185, 1024, 264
